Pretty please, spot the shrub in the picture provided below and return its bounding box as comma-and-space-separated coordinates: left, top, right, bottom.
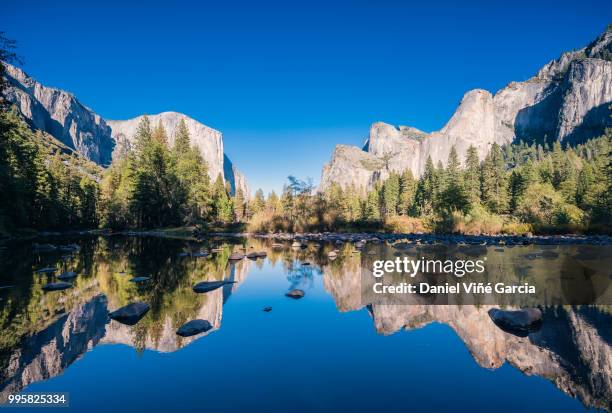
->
383, 215, 425, 233
448, 204, 504, 235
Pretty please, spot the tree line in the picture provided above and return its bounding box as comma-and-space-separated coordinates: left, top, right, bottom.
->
247, 132, 611, 234
0, 109, 246, 233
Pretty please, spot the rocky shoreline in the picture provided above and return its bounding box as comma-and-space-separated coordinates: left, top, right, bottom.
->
213, 232, 612, 246
4, 228, 611, 246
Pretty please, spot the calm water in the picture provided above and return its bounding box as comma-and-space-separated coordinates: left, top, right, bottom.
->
0, 236, 610, 412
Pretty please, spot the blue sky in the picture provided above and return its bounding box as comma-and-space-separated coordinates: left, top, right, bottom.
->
4, 0, 611, 194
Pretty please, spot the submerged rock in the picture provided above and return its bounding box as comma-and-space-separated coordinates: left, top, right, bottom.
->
285, 289, 305, 299
193, 280, 236, 293
488, 308, 543, 336
176, 319, 212, 337
36, 267, 57, 274
228, 253, 245, 261
247, 252, 259, 259
57, 271, 77, 280
256, 251, 267, 257
109, 302, 150, 325
33, 243, 57, 252
42, 282, 73, 291
129, 276, 151, 283
58, 244, 80, 252
263, 306, 272, 312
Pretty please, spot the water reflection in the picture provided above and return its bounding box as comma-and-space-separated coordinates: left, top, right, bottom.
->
0, 236, 610, 411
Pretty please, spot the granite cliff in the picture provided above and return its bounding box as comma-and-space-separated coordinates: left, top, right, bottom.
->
321, 27, 612, 191
2, 64, 249, 196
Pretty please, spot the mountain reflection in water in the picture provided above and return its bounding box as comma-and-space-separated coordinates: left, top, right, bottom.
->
0, 236, 610, 412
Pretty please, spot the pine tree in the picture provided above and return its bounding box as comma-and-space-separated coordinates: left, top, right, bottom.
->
151, 120, 168, 147
480, 143, 508, 214
382, 172, 400, 217
365, 185, 381, 221
399, 170, 416, 215
414, 156, 436, 215
233, 188, 246, 221
212, 174, 233, 222
437, 147, 469, 213
251, 189, 266, 215
463, 145, 481, 204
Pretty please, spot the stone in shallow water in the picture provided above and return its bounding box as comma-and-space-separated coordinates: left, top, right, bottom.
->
176, 319, 212, 337
57, 271, 77, 280
109, 302, 150, 325
192, 280, 235, 293
42, 282, 73, 291
247, 252, 259, 259
256, 251, 267, 257
488, 308, 542, 336
285, 289, 305, 299
130, 276, 151, 283
228, 253, 244, 261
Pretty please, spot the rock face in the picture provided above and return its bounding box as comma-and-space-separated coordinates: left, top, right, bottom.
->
320, 27, 612, 191
3, 63, 115, 165
107, 113, 249, 196
2, 65, 249, 196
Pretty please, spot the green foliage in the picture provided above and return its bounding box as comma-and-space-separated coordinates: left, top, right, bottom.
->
0, 108, 101, 231
249, 131, 611, 235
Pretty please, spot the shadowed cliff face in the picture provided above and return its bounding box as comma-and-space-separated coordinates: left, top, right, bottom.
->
320, 27, 612, 191
3, 64, 115, 165
0, 237, 609, 410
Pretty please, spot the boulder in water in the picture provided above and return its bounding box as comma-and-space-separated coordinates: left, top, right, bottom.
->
256, 251, 267, 257
109, 302, 150, 325
228, 253, 244, 261
57, 271, 77, 280
58, 244, 80, 252
33, 243, 57, 252
36, 267, 57, 274
42, 282, 73, 291
130, 276, 151, 283
247, 252, 259, 259
176, 319, 212, 337
193, 280, 236, 293
488, 308, 542, 336
285, 289, 305, 299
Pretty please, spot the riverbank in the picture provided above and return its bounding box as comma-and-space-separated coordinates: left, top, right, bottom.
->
4, 226, 611, 246
215, 231, 612, 246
